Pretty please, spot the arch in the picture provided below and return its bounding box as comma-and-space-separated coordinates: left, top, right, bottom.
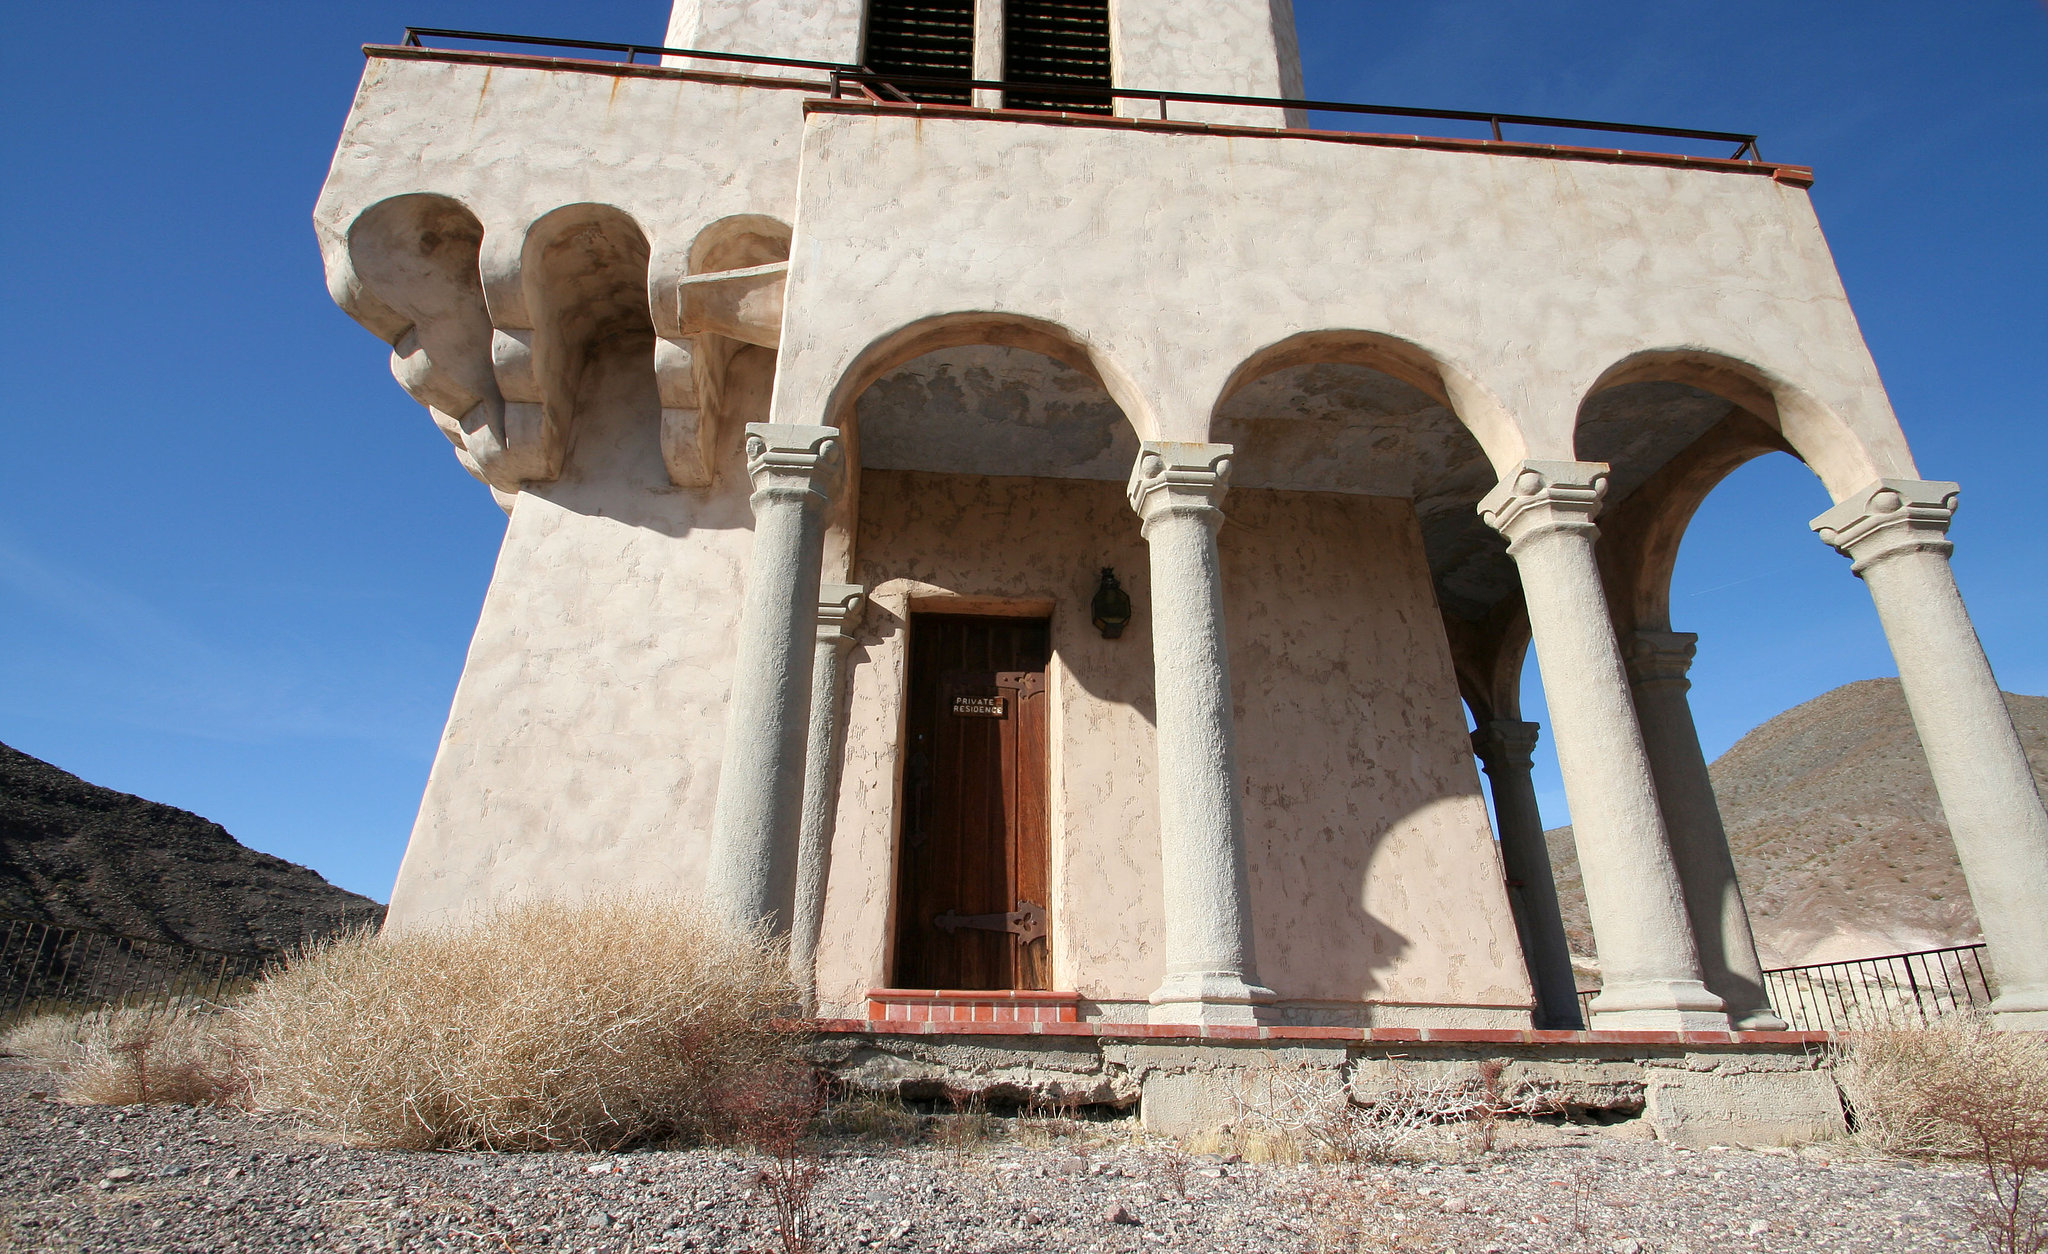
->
342, 193, 501, 485
819, 311, 1156, 442
1212, 330, 1526, 477
1580, 349, 1886, 502
498, 203, 657, 484
1593, 411, 1794, 637
687, 213, 792, 275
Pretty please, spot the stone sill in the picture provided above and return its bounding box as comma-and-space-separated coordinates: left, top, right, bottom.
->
814, 1018, 1835, 1046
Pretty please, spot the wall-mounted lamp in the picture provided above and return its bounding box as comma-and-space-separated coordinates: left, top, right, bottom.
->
1091, 567, 1132, 639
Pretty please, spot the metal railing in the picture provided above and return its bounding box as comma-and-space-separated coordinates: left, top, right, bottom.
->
1575, 943, 1995, 1033
396, 28, 1763, 161
0, 914, 274, 1028
1763, 943, 1993, 1033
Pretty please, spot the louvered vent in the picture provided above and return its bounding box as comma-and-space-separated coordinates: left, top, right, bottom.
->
863, 0, 976, 105
1004, 0, 1112, 113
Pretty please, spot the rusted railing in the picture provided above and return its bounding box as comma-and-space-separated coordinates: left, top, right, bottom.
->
1575, 943, 1994, 1032
0, 915, 273, 1027
1763, 943, 1992, 1033
395, 28, 1762, 161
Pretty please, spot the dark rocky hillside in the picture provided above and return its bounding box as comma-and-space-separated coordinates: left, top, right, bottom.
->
0, 741, 383, 955
1545, 678, 2048, 969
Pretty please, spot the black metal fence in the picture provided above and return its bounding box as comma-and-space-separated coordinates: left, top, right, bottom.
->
395, 27, 1763, 161
1575, 943, 1995, 1032
1763, 944, 1993, 1033
0, 915, 273, 1029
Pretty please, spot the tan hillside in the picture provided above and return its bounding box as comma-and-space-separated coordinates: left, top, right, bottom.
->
1544, 678, 2048, 970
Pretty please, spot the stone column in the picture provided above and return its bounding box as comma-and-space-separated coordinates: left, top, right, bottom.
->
1477, 461, 1727, 1030
1625, 631, 1787, 1030
1128, 442, 1275, 1024
705, 424, 844, 934
1813, 479, 2048, 1028
791, 584, 865, 1013
1471, 720, 1584, 1030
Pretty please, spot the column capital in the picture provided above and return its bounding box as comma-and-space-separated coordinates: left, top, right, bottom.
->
1477, 461, 1610, 552
745, 423, 843, 506
1128, 441, 1234, 534
1625, 630, 1700, 690
816, 583, 865, 647
1471, 719, 1541, 772
1810, 478, 1959, 574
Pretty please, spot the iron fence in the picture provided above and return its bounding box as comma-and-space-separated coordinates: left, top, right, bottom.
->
0, 915, 273, 1029
1575, 943, 1994, 1033
395, 27, 1763, 161
1762, 943, 1992, 1033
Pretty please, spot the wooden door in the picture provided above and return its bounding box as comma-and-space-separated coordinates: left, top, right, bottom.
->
894, 615, 1052, 990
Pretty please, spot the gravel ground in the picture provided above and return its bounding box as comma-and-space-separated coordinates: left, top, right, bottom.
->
0, 1065, 1987, 1253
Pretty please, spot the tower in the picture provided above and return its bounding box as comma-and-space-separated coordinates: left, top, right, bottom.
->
315, 1, 2048, 1036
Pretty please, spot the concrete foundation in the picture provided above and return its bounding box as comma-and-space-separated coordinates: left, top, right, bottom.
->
811, 1022, 1845, 1149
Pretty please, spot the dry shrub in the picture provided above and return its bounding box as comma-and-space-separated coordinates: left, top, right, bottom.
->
1184, 1123, 1305, 1164
2, 1004, 241, 1106
1837, 1016, 2048, 1253
930, 1087, 1001, 1155
234, 896, 805, 1151
0, 1011, 88, 1071
65, 1007, 243, 1106
818, 1090, 921, 1144
717, 1061, 827, 1254
1229, 1061, 1564, 1164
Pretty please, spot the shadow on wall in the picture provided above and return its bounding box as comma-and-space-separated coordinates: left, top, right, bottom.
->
526, 338, 772, 541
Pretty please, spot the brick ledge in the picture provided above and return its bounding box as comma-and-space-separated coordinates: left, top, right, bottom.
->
813, 1018, 1834, 1046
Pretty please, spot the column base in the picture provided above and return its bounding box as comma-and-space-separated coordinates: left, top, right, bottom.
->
1989, 991, 2048, 1031
1588, 978, 1730, 1032
1728, 1004, 1794, 1032
1148, 971, 1277, 1026
1731, 1008, 1791, 1032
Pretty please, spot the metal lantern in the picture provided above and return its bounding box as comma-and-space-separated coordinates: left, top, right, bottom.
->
1091, 567, 1132, 639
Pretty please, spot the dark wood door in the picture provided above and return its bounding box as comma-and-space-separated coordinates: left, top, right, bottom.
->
894, 615, 1052, 990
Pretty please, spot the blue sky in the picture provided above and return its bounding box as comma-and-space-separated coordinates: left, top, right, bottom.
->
1, 2, 2042, 901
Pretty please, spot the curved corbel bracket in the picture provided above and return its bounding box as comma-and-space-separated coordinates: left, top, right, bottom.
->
486, 327, 564, 484
656, 336, 715, 487
673, 261, 788, 349
331, 194, 525, 495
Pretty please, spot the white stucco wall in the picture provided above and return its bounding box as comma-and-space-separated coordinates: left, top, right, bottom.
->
387, 343, 773, 929
813, 469, 1531, 1024
776, 106, 1912, 501
661, 0, 1303, 107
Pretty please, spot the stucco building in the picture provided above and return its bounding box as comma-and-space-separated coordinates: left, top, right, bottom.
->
317, 0, 2048, 1035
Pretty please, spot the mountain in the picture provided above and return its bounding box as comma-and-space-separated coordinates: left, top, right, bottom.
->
0, 741, 383, 955
1544, 678, 2048, 970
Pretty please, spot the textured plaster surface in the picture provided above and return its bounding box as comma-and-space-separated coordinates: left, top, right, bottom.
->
777, 110, 1914, 501
812, 470, 1531, 1024
1222, 488, 1530, 1016
386, 341, 770, 930
660, 0, 1302, 109
316, 55, 815, 309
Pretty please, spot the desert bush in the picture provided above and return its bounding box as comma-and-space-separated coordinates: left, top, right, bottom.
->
66, 1006, 243, 1106
717, 1061, 828, 1254
1837, 1016, 2048, 1253
1, 1011, 88, 1070
929, 1087, 1002, 1154
234, 896, 806, 1152
817, 1090, 921, 1144
1227, 1061, 1565, 1163
2, 1004, 241, 1105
